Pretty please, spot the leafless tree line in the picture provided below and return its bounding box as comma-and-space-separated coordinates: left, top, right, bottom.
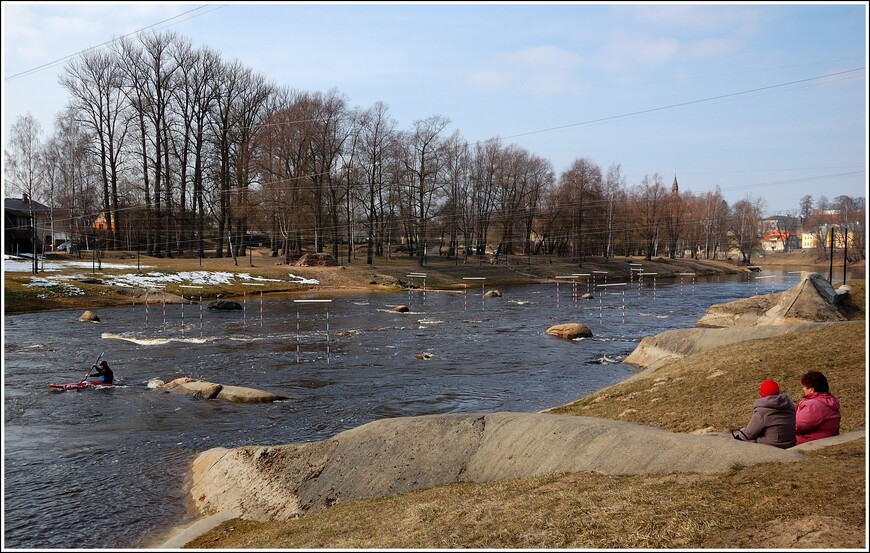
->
5, 30, 865, 266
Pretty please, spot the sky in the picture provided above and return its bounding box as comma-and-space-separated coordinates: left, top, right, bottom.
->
2, 1, 868, 217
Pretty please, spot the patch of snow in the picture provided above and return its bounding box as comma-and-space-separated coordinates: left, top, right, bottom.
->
6, 257, 318, 289
288, 273, 320, 285
4, 257, 147, 272
23, 277, 85, 296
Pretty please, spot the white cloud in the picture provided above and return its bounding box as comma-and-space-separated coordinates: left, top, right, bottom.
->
597, 35, 681, 73
686, 38, 740, 60
632, 4, 760, 35
467, 45, 583, 95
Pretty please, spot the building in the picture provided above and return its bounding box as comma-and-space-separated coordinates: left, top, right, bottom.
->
4, 195, 67, 255
807, 224, 859, 250
760, 215, 799, 234
93, 211, 115, 232
761, 229, 799, 252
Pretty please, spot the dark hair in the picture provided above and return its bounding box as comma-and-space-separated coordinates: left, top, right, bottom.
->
801, 370, 830, 393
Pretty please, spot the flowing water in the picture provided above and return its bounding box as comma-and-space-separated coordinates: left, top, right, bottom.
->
1, 270, 837, 548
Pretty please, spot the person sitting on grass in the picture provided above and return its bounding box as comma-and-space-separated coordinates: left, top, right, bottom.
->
732, 379, 796, 449
795, 370, 841, 445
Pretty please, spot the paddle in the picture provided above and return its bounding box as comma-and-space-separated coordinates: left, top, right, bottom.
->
81, 351, 105, 383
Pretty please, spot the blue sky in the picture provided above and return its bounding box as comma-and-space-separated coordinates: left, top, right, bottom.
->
2, 1, 867, 217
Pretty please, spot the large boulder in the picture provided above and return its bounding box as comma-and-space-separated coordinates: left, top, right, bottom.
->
163, 377, 223, 399
78, 310, 100, 322
697, 273, 847, 327
161, 377, 287, 403
207, 300, 243, 311
622, 322, 852, 372
545, 323, 593, 340
187, 412, 803, 522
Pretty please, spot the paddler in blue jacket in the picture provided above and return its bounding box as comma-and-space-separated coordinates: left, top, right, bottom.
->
89, 361, 114, 384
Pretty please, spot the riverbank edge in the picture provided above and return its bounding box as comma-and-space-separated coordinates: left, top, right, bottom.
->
3, 253, 782, 316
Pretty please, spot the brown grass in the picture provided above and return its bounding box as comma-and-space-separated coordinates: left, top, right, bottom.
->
184, 439, 865, 549
549, 322, 866, 435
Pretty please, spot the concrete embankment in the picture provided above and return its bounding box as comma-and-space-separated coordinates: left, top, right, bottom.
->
184, 412, 804, 523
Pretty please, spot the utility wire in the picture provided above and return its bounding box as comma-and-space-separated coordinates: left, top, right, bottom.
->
497, 68, 865, 141
5, 5, 219, 81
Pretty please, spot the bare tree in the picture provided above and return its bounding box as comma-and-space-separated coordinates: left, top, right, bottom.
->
61, 48, 129, 250
303, 89, 351, 257
631, 174, 666, 260
559, 157, 602, 263
255, 87, 318, 263
172, 45, 220, 257
339, 106, 364, 263
4, 114, 44, 271
603, 163, 625, 260
494, 144, 540, 262
521, 153, 553, 258
799, 194, 814, 227
439, 133, 472, 259
401, 115, 451, 266
210, 59, 250, 260
47, 107, 100, 249
697, 187, 727, 259
230, 69, 275, 258
357, 101, 398, 264
167, 39, 216, 255
728, 196, 765, 263
4, 114, 44, 201
469, 138, 501, 257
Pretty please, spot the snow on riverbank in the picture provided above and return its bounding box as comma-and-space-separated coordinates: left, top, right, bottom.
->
4, 255, 319, 290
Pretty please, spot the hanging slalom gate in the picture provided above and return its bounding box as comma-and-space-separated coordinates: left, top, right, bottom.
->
406, 273, 427, 306
639, 272, 658, 300
178, 285, 205, 337
462, 277, 486, 310
597, 282, 627, 323
241, 283, 266, 327
294, 299, 333, 364
754, 274, 776, 293
677, 272, 696, 296
554, 276, 576, 308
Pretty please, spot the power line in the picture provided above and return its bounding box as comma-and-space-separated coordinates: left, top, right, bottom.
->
496, 67, 865, 141
5, 5, 220, 82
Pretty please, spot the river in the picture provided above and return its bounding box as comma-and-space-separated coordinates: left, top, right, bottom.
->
1, 269, 846, 549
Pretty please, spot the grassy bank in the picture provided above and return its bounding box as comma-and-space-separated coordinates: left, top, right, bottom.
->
178, 280, 866, 549
4, 249, 749, 315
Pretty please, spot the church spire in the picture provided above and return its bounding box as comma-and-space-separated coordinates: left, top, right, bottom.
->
672, 174, 679, 194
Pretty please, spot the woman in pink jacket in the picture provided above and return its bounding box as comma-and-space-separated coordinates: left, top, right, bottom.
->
795, 370, 841, 445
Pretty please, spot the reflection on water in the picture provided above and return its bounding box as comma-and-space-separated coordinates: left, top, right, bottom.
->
2, 271, 815, 548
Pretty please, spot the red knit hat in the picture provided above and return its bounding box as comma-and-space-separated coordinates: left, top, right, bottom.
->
759, 380, 780, 397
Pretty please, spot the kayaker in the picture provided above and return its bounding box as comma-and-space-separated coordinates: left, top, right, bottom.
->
90, 361, 114, 384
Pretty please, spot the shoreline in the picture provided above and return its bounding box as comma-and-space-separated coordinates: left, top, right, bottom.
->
4, 251, 812, 316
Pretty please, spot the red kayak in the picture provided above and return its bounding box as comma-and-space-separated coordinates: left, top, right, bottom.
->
49, 381, 121, 391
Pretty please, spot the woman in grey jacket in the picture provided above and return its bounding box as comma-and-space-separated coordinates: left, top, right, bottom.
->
733, 379, 796, 449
